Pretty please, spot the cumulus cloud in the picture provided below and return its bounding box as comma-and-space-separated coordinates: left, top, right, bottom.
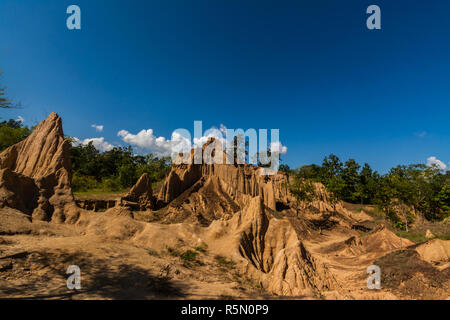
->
117, 124, 288, 160
91, 124, 104, 132
16, 116, 24, 123
193, 127, 226, 148
117, 129, 191, 156
270, 141, 288, 155
72, 137, 114, 152
427, 156, 447, 171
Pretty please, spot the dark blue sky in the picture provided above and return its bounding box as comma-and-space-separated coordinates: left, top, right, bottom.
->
1, 0, 449, 172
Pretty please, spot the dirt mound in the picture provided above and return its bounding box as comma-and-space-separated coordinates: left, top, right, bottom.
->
375, 249, 450, 299
415, 239, 450, 267
120, 173, 155, 210
355, 226, 414, 253
0, 112, 77, 222
321, 225, 414, 257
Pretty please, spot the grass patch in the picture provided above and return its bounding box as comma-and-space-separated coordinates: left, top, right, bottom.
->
214, 255, 236, 269
180, 250, 198, 262
395, 230, 428, 243
232, 273, 264, 293
195, 243, 208, 253
435, 234, 450, 241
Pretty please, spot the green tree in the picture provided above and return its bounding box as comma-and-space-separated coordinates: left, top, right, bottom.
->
0, 119, 32, 151
436, 184, 450, 217
118, 163, 137, 188
295, 164, 322, 181
340, 159, 361, 202
321, 154, 343, 181
355, 163, 378, 205
0, 72, 18, 109
289, 176, 316, 212
278, 164, 291, 173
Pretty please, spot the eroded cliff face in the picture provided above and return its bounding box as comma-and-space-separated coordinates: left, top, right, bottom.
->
223, 197, 338, 296
158, 162, 291, 211
120, 173, 155, 210
0, 112, 76, 222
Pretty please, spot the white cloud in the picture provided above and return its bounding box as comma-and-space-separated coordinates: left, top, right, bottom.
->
270, 141, 288, 154
117, 125, 288, 159
427, 156, 447, 171
193, 127, 226, 148
91, 124, 104, 132
16, 116, 24, 123
117, 129, 191, 156
72, 137, 114, 152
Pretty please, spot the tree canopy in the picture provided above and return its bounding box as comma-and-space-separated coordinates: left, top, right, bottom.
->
290, 154, 450, 225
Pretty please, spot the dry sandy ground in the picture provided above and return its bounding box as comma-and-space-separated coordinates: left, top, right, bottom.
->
0, 208, 277, 300
0, 207, 448, 300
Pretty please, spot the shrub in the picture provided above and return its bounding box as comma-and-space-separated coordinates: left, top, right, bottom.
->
181, 250, 198, 261
72, 173, 99, 192
195, 243, 208, 253
101, 176, 121, 192
214, 255, 236, 269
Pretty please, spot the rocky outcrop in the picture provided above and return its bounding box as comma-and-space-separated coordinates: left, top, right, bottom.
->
158, 161, 291, 211
154, 139, 348, 225
156, 139, 294, 221
0, 112, 76, 222
120, 173, 155, 210
207, 196, 338, 296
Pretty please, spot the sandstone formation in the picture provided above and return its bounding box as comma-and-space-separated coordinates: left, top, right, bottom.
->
157, 139, 291, 210
0, 112, 76, 222
120, 173, 155, 210
215, 196, 338, 296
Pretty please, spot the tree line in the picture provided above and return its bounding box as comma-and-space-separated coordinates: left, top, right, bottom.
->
288, 154, 450, 227
70, 142, 171, 192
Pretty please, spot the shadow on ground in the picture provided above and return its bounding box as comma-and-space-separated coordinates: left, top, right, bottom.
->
0, 249, 185, 299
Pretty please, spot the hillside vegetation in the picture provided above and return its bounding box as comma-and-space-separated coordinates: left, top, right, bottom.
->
0, 118, 448, 228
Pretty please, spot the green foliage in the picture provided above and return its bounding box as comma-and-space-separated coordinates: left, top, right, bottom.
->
195, 243, 208, 253
180, 250, 198, 261
71, 173, 100, 192
292, 154, 450, 222
0, 72, 15, 109
0, 119, 32, 151
289, 177, 316, 205
214, 255, 236, 269
278, 164, 291, 173
295, 164, 322, 181
101, 176, 122, 192
436, 183, 450, 217
70, 142, 171, 192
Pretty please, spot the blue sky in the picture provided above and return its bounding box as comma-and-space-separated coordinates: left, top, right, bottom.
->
0, 0, 449, 172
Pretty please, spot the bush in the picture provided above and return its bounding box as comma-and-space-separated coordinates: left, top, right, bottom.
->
118, 164, 137, 188
72, 173, 99, 192
101, 176, 122, 192
195, 243, 208, 253
214, 255, 236, 269
181, 250, 198, 261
